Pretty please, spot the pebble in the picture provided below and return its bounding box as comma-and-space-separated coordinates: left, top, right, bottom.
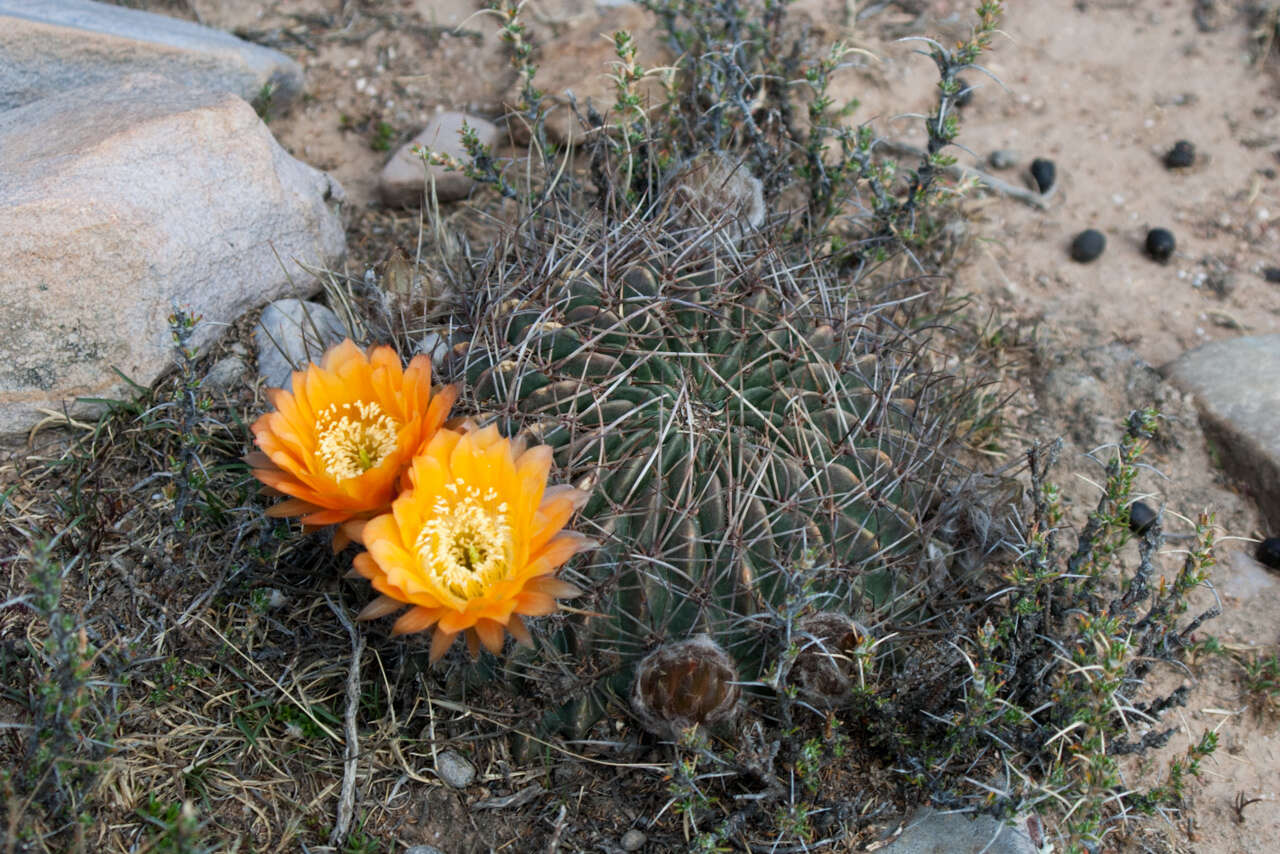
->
1145, 228, 1176, 263
255, 299, 348, 389
1070, 229, 1106, 263
1029, 158, 1056, 193
1258, 537, 1280, 570
203, 355, 248, 392
1128, 501, 1158, 534
954, 77, 973, 108
404, 847, 446, 854
1164, 139, 1196, 169
435, 750, 476, 788
1207, 271, 1237, 298
1263, 266, 1280, 282
621, 829, 647, 851
988, 149, 1019, 170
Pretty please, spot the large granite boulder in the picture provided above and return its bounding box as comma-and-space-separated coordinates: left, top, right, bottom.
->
1163, 335, 1280, 530
0, 0, 304, 113
0, 73, 346, 440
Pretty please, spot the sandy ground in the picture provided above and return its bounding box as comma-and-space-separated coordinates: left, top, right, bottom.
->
116, 0, 1280, 850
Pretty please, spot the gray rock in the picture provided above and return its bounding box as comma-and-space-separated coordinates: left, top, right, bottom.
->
434, 749, 475, 788
380, 112, 499, 207
0, 74, 345, 441
403, 847, 446, 854
988, 149, 1020, 170
1220, 548, 1280, 600
1034, 343, 1185, 449
620, 829, 647, 851
203, 355, 248, 393
255, 300, 348, 390
1163, 335, 1280, 530
0, 0, 303, 113
879, 808, 1039, 854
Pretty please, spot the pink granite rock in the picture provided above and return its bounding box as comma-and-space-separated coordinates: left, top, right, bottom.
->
0, 74, 346, 440
0, 0, 303, 113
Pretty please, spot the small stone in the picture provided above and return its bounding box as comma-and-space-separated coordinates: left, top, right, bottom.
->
1207, 271, 1237, 298
1070, 229, 1106, 263
621, 829, 647, 851
1164, 139, 1196, 169
1258, 537, 1280, 570
1128, 501, 1158, 534
418, 331, 453, 365
954, 77, 973, 108
435, 749, 475, 788
988, 149, 1019, 170
404, 847, 446, 854
1029, 158, 1056, 193
255, 299, 348, 389
1262, 266, 1280, 283
203, 355, 248, 392
1145, 228, 1176, 263
379, 112, 499, 207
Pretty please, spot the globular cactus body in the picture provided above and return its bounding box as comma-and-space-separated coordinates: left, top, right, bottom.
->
453, 222, 956, 732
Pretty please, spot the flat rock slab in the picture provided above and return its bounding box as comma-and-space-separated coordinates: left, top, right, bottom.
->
0, 73, 346, 440
0, 0, 303, 113
1163, 335, 1280, 530
879, 808, 1039, 854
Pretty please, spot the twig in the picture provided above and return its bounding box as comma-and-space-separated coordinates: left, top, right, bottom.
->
1233, 791, 1264, 823
877, 139, 1050, 210
327, 594, 367, 848
546, 803, 568, 853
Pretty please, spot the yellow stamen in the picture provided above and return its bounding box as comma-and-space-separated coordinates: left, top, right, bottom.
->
315, 401, 400, 481
416, 482, 513, 600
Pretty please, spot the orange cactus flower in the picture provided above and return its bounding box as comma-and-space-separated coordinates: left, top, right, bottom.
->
246, 339, 457, 539
353, 424, 593, 662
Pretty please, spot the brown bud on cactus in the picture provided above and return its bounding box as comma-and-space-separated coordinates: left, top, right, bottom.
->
791, 612, 868, 708
631, 635, 741, 739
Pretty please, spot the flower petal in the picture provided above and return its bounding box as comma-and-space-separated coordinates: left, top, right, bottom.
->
429, 629, 457, 663
392, 607, 440, 636
474, 618, 506, 655
357, 595, 403, 621
506, 615, 533, 647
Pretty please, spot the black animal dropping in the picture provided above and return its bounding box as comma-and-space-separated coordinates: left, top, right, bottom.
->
1258, 537, 1280, 570
1070, 229, 1106, 263
1164, 140, 1195, 170
954, 77, 974, 108
1145, 228, 1176, 263
1128, 501, 1158, 535
1030, 158, 1056, 193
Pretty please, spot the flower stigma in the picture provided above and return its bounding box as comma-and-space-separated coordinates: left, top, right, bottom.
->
416, 482, 513, 599
315, 401, 400, 481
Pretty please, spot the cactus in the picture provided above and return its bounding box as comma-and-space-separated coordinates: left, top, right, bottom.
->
446, 213, 962, 733
631, 635, 741, 739
787, 611, 871, 710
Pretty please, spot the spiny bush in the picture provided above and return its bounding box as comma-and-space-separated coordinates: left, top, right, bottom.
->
1, 538, 117, 849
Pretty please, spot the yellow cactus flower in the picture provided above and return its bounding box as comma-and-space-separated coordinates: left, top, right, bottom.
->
246, 339, 457, 543
353, 425, 593, 662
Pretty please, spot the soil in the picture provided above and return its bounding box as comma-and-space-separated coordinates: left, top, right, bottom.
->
41, 0, 1280, 850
